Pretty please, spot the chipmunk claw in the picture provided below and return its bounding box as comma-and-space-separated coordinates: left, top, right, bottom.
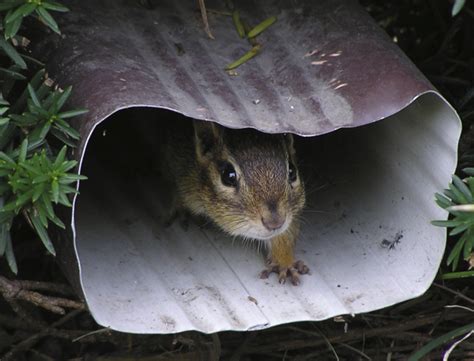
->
294, 260, 310, 274
260, 260, 309, 286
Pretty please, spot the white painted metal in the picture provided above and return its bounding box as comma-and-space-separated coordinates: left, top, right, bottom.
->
75, 92, 460, 333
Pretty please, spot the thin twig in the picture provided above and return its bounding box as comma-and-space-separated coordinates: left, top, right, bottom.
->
15, 280, 74, 296
386, 339, 395, 361
433, 283, 474, 305
317, 327, 339, 361
72, 327, 112, 342
429, 286, 469, 335
247, 313, 463, 354
229, 332, 257, 361
4, 298, 48, 328
29, 349, 55, 361
338, 342, 371, 360
198, 0, 215, 39
209, 333, 221, 361
2, 308, 84, 361
443, 330, 474, 361
445, 305, 474, 313
0, 275, 84, 315
0, 314, 44, 331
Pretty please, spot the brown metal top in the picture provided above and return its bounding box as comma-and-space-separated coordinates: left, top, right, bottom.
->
34, 0, 432, 158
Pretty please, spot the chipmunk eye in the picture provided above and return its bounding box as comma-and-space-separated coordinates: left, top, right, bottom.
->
220, 162, 238, 187
288, 162, 297, 183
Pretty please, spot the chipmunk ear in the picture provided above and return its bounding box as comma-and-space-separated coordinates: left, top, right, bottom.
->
283, 133, 295, 155
194, 120, 221, 160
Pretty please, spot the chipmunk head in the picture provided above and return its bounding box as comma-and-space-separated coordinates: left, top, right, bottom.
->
193, 121, 305, 240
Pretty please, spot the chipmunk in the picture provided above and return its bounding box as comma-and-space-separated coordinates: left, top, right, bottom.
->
161, 119, 308, 285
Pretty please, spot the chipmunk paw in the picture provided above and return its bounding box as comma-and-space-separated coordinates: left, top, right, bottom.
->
259, 260, 309, 286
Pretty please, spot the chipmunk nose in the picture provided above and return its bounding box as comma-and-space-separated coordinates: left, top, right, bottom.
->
261, 214, 285, 231
261, 202, 286, 232
261, 201, 286, 231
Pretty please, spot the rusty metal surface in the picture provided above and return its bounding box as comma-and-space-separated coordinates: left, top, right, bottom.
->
31, 0, 461, 333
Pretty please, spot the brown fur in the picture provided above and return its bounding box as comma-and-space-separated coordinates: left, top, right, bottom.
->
161, 120, 307, 284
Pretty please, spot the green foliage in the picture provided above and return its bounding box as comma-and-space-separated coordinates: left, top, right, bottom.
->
224, 2, 276, 70
0, 0, 86, 274
1, 0, 68, 38
408, 322, 474, 361
432, 172, 474, 274
451, 0, 465, 16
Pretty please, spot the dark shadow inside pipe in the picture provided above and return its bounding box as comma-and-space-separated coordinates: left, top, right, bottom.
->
81, 107, 354, 219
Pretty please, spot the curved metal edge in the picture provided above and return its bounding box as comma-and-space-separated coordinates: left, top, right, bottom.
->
70, 89, 461, 333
